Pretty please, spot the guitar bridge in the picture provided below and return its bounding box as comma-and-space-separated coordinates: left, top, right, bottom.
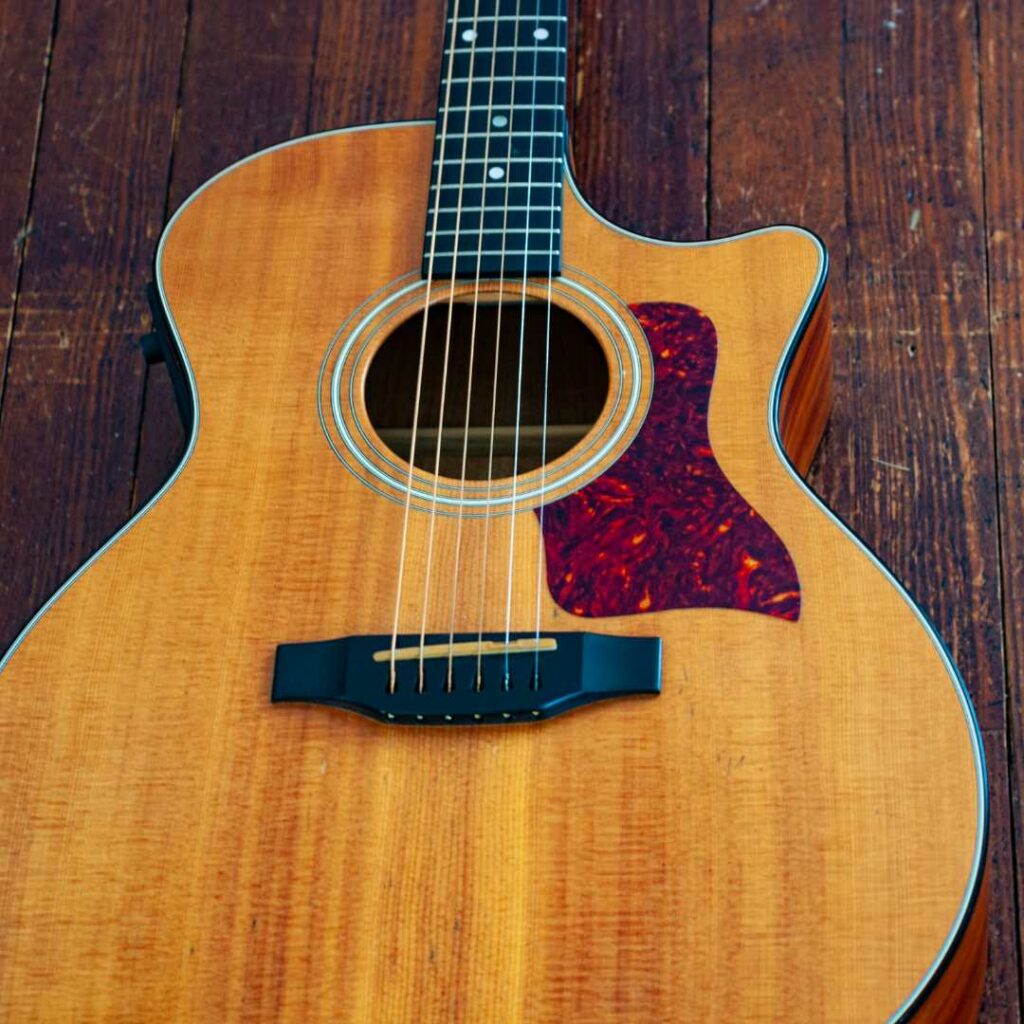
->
272, 632, 661, 725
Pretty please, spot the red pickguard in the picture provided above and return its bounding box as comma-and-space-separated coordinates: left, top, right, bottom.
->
537, 302, 800, 621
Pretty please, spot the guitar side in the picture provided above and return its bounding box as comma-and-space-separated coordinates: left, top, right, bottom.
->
0, 122, 986, 1022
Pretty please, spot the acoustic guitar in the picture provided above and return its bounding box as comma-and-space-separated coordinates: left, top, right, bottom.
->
0, 1, 988, 1021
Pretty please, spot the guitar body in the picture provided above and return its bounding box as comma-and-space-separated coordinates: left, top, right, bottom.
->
0, 122, 986, 1022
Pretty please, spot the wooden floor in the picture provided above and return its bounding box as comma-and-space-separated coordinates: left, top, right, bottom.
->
0, 1, 1019, 1018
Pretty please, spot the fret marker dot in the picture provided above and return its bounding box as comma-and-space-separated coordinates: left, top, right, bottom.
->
461, 28, 477, 41
492, 114, 508, 127
488, 166, 505, 180
534, 27, 550, 40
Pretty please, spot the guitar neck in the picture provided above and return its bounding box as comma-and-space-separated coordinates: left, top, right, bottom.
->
423, 0, 568, 279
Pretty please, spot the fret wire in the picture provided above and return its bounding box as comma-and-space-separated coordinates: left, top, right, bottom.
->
434, 107, 565, 116
430, 181, 560, 188
433, 156, 563, 164
447, 131, 561, 139
448, 45, 567, 52
432, 250, 560, 257
431, 228, 561, 236
448, 14, 567, 20
448, 76, 562, 83
433, 121, 564, 134
439, 104, 564, 111
428, 205, 559, 214
427, 226, 560, 235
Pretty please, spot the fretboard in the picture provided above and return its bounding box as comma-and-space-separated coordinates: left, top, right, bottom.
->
423, 0, 568, 279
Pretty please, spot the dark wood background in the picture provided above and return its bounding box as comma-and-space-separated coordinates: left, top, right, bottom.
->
0, 1, 1020, 1016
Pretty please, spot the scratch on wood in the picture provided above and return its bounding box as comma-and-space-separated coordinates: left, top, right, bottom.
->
12, 222, 33, 255
872, 457, 911, 473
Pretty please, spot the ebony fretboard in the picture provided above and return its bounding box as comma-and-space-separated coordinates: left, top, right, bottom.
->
423, 0, 568, 279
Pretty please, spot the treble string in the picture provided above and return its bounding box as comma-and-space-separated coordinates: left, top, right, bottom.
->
415, 0, 485, 694
387, 0, 465, 692
533, 4, 562, 685
445, 0, 505, 689
474, 0, 525, 689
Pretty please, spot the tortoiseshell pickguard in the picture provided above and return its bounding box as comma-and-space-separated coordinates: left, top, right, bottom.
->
536, 302, 800, 621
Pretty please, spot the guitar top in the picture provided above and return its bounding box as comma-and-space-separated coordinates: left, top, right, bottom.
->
0, 2, 987, 1021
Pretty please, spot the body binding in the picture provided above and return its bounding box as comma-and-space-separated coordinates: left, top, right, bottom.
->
0, 121, 986, 1023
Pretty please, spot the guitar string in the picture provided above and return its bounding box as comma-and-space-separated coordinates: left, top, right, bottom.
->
503, 1, 546, 686
474, 0, 524, 689
415, 0, 484, 694
387, 0, 464, 692
445, 0, 505, 691
533, 4, 562, 685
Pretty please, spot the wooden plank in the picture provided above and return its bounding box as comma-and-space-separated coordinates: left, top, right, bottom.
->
711, 0, 1018, 1017
829, 0, 1001, 727
708, 0, 846, 247
165, 2, 320, 217
569, 0, 709, 240
0, 2, 57, 394
308, 0, 444, 127
0, 0, 188, 651
981, 729, 1024, 1021
979, 0, 1024, 1013
832, 1, 1014, 1017
708, 0, 845, 462
132, 1, 322, 510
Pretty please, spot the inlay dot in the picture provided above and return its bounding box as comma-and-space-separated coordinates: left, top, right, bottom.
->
488, 166, 505, 180
461, 28, 477, 41
492, 114, 508, 128
533, 27, 550, 40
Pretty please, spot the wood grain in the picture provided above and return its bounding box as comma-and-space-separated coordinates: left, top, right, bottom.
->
831, 7, 1012, 1018
709, 0, 846, 249
0, 0, 1019, 1016
133, 0, 322, 511
570, 0, 709, 239
778, 284, 832, 476
707, 2, 1017, 1017
0, 124, 985, 1021
830, 0, 1000, 724
913, 871, 990, 1023
978, 2, 1024, 1016
0, 0, 188, 648
0, 0, 56, 374
708, 0, 845, 481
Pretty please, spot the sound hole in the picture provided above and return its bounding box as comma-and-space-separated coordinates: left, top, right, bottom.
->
365, 300, 609, 480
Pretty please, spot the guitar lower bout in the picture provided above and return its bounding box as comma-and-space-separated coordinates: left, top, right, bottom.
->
0, 120, 986, 1023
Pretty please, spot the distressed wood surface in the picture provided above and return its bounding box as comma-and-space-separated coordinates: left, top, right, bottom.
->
0, 1, 56, 376
0, 0, 188, 641
979, 4, 1024, 1021
833, 6, 1016, 1016
0, 0, 1020, 1017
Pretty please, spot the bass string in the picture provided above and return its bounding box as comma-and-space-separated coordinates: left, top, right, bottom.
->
445, 0, 506, 690
415, 0, 485, 695
473, 0, 525, 690
387, 0, 465, 693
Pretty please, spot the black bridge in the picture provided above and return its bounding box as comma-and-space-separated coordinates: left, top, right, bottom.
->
272, 632, 661, 725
